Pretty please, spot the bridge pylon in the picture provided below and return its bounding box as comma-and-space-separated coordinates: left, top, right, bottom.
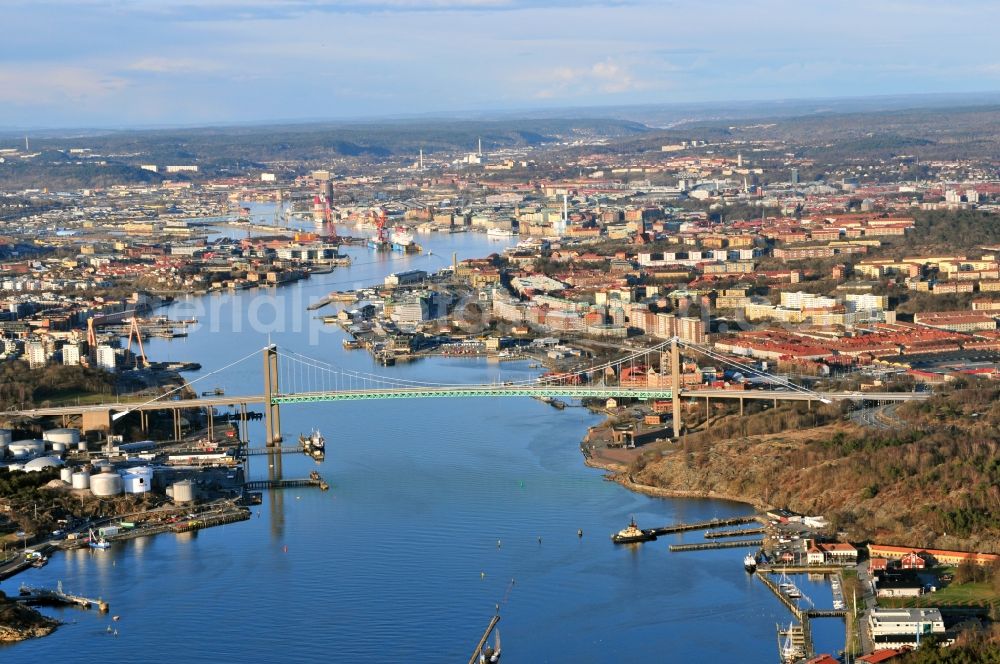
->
263, 344, 282, 446
671, 336, 681, 439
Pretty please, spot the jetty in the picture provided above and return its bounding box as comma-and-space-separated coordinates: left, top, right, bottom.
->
17, 583, 109, 613
242, 445, 304, 456
703, 527, 765, 539
244, 476, 329, 491
650, 515, 757, 536
668, 538, 763, 552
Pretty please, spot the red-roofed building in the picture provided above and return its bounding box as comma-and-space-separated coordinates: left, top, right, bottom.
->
858, 648, 910, 663
806, 655, 840, 664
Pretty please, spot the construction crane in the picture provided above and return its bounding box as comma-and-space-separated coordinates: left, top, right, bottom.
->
369, 208, 389, 247
124, 317, 148, 368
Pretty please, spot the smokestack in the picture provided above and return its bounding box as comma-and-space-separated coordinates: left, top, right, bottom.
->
452, 251, 458, 274
478, 137, 482, 156
419, 149, 424, 170
563, 194, 568, 222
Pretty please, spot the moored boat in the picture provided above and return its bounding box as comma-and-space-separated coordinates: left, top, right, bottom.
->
88, 529, 110, 549
611, 517, 657, 544
744, 552, 757, 573
298, 429, 326, 453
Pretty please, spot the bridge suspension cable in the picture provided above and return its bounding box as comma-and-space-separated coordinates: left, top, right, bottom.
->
111, 345, 270, 421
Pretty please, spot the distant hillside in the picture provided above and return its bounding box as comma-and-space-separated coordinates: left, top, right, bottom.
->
0, 117, 650, 189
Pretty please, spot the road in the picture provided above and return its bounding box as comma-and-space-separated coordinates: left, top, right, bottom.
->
848, 402, 905, 430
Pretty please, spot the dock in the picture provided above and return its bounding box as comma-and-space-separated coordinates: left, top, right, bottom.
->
757, 570, 804, 620
668, 538, 763, 552
17, 583, 109, 613
244, 476, 328, 491
242, 446, 304, 456
703, 527, 764, 539
650, 515, 757, 536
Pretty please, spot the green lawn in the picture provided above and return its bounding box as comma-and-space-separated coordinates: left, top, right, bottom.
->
882, 581, 998, 608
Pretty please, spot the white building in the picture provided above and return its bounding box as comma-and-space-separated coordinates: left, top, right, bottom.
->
26, 340, 48, 369
96, 345, 117, 371
62, 342, 82, 366
868, 608, 948, 649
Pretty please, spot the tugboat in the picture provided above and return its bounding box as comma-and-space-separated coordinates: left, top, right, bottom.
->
611, 517, 657, 544
744, 552, 758, 573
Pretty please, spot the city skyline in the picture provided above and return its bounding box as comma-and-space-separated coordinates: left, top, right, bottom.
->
4, 0, 1000, 128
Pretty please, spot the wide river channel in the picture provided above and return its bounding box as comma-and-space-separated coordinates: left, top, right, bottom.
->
4, 209, 844, 662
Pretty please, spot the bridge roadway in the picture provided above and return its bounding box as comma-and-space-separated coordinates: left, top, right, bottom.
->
2, 387, 930, 418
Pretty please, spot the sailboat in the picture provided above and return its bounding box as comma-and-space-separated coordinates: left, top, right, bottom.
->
480, 627, 501, 663
89, 529, 110, 549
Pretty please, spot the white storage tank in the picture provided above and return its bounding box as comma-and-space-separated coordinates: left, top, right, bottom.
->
71, 471, 91, 490
121, 466, 153, 494
60, 467, 73, 483
77, 440, 88, 452
8, 439, 45, 460
43, 428, 80, 446
90, 470, 123, 497
23, 456, 63, 472
92, 460, 114, 473
171, 480, 195, 504
50, 442, 68, 455
0, 429, 11, 446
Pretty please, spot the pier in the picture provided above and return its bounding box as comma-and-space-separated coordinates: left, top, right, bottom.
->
17, 583, 109, 613
650, 515, 757, 536
703, 527, 764, 539
757, 572, 804, 620
667, 538, 763, 552
243, 445, 304, 456
244, 477, 328, 491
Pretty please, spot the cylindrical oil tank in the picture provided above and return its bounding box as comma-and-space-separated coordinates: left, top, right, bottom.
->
71, 471, 91, 490
77, 440, 88, 452
121, 467, 153, 494
60, 467, 74, 483
92, 460, 114, 473
51, 442, 68, 455
90, 471, 123, 497
8, 439, 45, 460
0, 429, 11, 451
43, 428, 80, 446
171, 480, 195, 503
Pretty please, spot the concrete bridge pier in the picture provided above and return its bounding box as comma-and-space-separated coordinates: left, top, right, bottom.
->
264, 345, 282, 446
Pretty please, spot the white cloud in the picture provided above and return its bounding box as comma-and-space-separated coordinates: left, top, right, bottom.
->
527, 59, 652, 99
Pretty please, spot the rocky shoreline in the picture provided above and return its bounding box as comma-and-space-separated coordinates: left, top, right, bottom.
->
583, 454, 768, 511
0, 592, 59, 643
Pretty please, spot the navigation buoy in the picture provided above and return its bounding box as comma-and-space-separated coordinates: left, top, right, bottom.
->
578, 529, 583, 538
283, 545, 288, 553
538, 536, 542, 544
481, 571, 486, 580
497, 539, 501, 548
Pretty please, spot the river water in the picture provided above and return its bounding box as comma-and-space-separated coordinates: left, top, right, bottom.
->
3, 211, 844, 662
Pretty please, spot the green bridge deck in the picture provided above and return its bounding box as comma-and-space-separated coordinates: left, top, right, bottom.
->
271, 386, 674, 404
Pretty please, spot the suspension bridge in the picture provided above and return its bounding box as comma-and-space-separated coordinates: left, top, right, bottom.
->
2, 338, 931, 444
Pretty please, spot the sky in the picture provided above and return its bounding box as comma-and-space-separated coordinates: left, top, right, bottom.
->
3, 0, 1000, 128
